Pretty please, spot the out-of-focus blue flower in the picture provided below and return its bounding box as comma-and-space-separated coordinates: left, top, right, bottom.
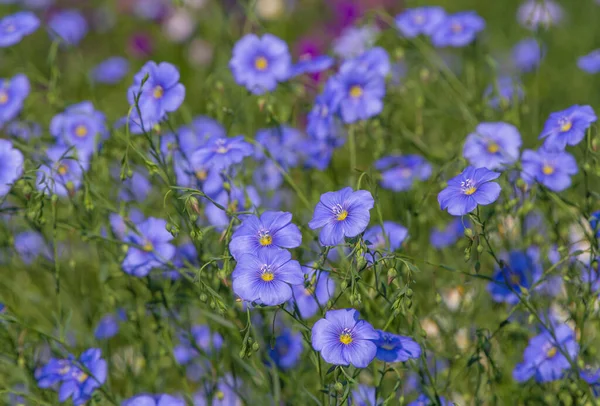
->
513, 324, 578, 383
229, 211, 302, 261
91, 57, 130, 84
204, 185, 260, 229
193, 375, 241, 406
6, 120, 41, 140
121, 217, 175, 277
329, 63, 385, 124
127, 61, 185, 129
580, 367, 600, 397
50, 101, 108, 159
35, 358, 73, 388
431, 11, 485, 48
463, 122, 522, 170
118, 170, 152, 202
0, 139, 23, 197
363, 222, 408, 253
190, 135, 253, 172
163, 242, 199, 280
578, 49, 600, 74
484, 76, 524, 109
291, 54, 334, 77
591, 211, 600, 238
255, 126, 304, 168
487, 250, 541, 305
291, 268, 335, 319
48, 9, 88, 46
162, 116, 226, 160
303, 131, 345, 171
109, 209, 144, 240
0, 74, 30, 126
232, 249, 303, 306
438, 166, 501, 216
333, 25, 379, 59
307, 78, 342, 140
174, 325, 223, 379
94, 311, 126, 340
253, 159, 283, 191
14, 231, 49, 264
539, 105, 597, 151
349, 384, 378, 406
342, 47, 390, 78
512, 38, 543, 73
267, 328, 303, 370
37, 146, 87, 197
132, 0, 169, 21
430, 218, 469, 249
372, 329, 421, 362
229, 33, 291, 95
309, 187, 374, 246
375, 154, 432, 192
521, 149, 577, 192
311, 308, 378, 368
395, 7, 446, 38
517, 0, 563, 30
0, 11, 39, 47
123, 394, 186, 406
407, 394, 451, 406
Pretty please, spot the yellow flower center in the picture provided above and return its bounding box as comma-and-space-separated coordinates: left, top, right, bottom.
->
560, 121, 572, 132
339, 333, 353, 345
336, 210, 348, 221
153, 85, 164, 99
487, 143, 500, 153
75, 125, 88, 138
57, 164, 68, 176
59, 365, 71, 375
77, 372, 88, 383
259, 234, 273, 246
451, 23, 463, 33
216, 391, 225, 400
303, 287, 314, 296
0, 90, 8, 105
546, 346, 558, 358
400, 168, 412, 178
143, 241, 154, 252
255, 56, 268, 71
195, 170, 207, 181
542, 165, 554, 175
261, 271, 275, 282
349, 85, 363, 98
413, 14, 425, 24
463, 186, 477, 196
510, 274, 521, 285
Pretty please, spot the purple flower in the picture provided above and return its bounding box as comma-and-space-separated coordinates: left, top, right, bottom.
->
253, 159, 283, 191
0, 74, 30, 125
521, 149, 577, 192
14, 231, 49, 264
204, 185, 260, 229
229, 211, 302, 261
123, 394, 186, 406
229, 33, 291, 95
395, 7, 446, 38
512, 38, 543, 73
329, 63, 385, 124
267, 328, 303, 370
255, 126, 304, 168
36, 358, 73, 388
306, 78, 342, 140
232, 249, 303, 306
57, 348, 107, 406
372, 329, 421, 363
6, 120, 41, 140
94, 313, 123, 340
591, 211, 600, 239
91, 57, 130, 84
291, 54, 334, 77
539, 105, 597, 151
375, 154, 432, 192
291, 268, 335, 319
118, 170, 152, 202
190, 135, 253, 172
193, 375, 241, 406
0, 139, 23, 197
37, 146, 87, 197
308, 187, 375, 246
484, 76, 524, 109
0, 11, 39, 47
333, 25, 379, 60
311, 308, 378, 368
122, 217, 175, 277
431, 11, 485, 48
517, 0, 563, 30
50, 101, 108, 159
342, 47, 390, 78
303, 131, 345, 171
127, 61, 185, 129
580, 367, 600, 397
463, 122, 522, 170
438, 166, 501, 216
48, 9, 88, 46
349, 385, 377, 406
363, 222, 408, 253
430, 218, 469, 249
174, 325, 223, 367
578, 49, 600, 74
408, 394, 451, 406
487, 250, 541, 305
513, 324, 578, 383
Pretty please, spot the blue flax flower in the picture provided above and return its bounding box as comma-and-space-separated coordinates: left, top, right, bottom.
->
430, 218, 469, 249
590, 211, 600, 238
232, 249, 303, 306
333, 25, 379, 60
363, 222, 408, 253
487, 250, 542, 305
521, 149, 577, 192
517, 0, 563, 30
229, 33, 291, 95
309, 187, 375, 246
7, 120, 41, 140
291, 54, 334, 77
91, 57, 130, 84
37, 146, 87, 197
484, 76, 524, 109
229, 211, 302, 260
512, 38, 543, 73
55, 349, 106, 406
431, 11, 485, 48
0, 11, 39, 47
255, 126, 304, 168
395, 7, 446, 38
123, 394, 186, 406
580, 368, 600, 397
513, 324, 578, 383
193, 375, 240, 406
14, 231, 49, 264
375, 154, 432, 192
204, 185, 261, 229
118, 170, 152, 202
330, 63, 385, 124
0, 74, 30, 125
190, 135, 253, 172
267, 328, 303, 370
94, 311, 125, 340
578, 49, 600, 74
408, 394, 451, 406
0, 139, 23, 197
291, 268, 335, 319
349, 385, 377, 406
48, 9, 88, 46
438, 166, 501, 216
311, 308, 378, 368
463, 122, 522, 170
307, 78, 342, 140
372, 329, 421, 362
539, 105, 597, 151
127, 61, 185, 129
342, 47, 390, 78
36, 358, 74, 388
174, 325, 223, 365
50, 101, 107, 159
303, 130, 346, 171
122, 217, 175, 277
